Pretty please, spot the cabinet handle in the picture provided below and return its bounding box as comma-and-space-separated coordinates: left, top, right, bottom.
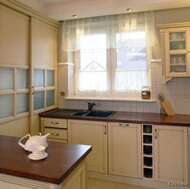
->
51, 133, 59, 136
104, 125, 107, 135
155, 129, 157, 139
119, 123, 129, 127
51, 122, 59, 125
32, 86, 34, 95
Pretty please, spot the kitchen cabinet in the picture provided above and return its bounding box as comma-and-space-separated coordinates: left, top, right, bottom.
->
0, 4, 30, 136
68, 119, 108, 173
31, 18, 58, 134
108, 122, 141, 178
41, 118, 68, 143
0, 1, 59, 136
154, 125, 188, 183
188, 128, 190, 183
158, 23, 190, 83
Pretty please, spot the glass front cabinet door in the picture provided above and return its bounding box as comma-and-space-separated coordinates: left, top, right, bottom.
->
159, 24, 190, 80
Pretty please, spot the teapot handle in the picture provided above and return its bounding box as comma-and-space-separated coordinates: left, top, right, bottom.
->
18, 134, 31, 149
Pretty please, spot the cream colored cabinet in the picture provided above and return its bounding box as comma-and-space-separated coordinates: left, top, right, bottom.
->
154, 125, 188, 183
31, 18, 58, 135
68, 119, 107, 173
158, 23, 190, 83
41, 118, 68, 143
0, 1, 59, 136
108, 122, 142, 178
188, 128, 190, 183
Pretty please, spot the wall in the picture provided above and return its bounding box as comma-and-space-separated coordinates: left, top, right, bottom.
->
58, 7, 190, 115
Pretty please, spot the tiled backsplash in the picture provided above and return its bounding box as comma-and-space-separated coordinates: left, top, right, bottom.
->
58, 60, 190, 115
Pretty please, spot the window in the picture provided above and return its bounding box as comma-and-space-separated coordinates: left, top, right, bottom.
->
76, 30, 149, 97
61, 11, 155, 99
77, 34, 107, 92
114, 31, 148, 92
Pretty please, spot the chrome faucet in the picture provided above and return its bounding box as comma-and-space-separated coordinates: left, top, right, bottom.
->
86, 101, 96, 111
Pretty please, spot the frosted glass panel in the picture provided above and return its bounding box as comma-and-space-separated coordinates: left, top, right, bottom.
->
47, 70, 54, 86
46, 90, 54, 107
34, 91, 44, 110
17, 93, 29, 114
0, 95, 13, 119
34, 69, 44, 87
0, 68, 13, 90
17, 69, 29, 89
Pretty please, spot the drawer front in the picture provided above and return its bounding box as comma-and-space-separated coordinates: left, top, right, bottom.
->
44, 118, 67, 128
45, 128, 67, 140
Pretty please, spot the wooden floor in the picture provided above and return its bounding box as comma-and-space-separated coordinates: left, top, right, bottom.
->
88, 178, 154, 189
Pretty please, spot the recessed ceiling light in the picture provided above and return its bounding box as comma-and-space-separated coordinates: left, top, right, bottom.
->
126, 8, 132, 12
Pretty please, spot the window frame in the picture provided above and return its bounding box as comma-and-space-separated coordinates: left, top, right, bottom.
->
74, 30, 151, 98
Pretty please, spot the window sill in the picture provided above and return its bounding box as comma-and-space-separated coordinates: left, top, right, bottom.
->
64, 96, 156, 102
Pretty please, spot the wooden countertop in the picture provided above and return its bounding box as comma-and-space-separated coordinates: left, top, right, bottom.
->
0, 135, 92, 184
40, 109, 190, 126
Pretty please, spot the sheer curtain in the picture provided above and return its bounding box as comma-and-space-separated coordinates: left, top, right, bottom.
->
60, 11, 157, 97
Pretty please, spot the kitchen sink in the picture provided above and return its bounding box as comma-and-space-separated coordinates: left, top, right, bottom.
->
47, 109, 115, 118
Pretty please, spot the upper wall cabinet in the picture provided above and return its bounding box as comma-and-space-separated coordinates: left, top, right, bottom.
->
31, 18, 57, 67
158, 23, 190, 83
0, 5, 30, 66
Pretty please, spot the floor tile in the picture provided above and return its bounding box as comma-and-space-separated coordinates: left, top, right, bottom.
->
90, 179, 117, 189
116, 183, 154, 189
88, 178, 154, 189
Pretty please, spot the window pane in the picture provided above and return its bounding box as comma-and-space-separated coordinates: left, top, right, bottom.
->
34, 91, 44, 111
0, 68, 13, 90
0, 95, 13, 119
46, 90, 54, 107
78, 34, 107, 91
80, 34, 107, 71
17, 69, 29, 89
34, 69, 44, 87
47, 70, 54, 87
17, 93, 29, 114
116, 31, 146, 70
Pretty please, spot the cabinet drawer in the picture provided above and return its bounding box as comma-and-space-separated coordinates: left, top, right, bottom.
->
44, 118, 67, 129
45, 128, 67, 140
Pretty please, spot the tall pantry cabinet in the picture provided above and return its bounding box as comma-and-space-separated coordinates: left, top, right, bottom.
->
0, 1, 59, 136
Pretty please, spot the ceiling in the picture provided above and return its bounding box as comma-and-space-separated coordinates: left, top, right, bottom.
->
22, 0, 190, 21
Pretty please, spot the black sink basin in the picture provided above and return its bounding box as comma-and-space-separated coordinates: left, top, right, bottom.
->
85, 111, 115, 118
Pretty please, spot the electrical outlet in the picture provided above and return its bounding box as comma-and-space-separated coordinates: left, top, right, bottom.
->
60, 92, 65, 96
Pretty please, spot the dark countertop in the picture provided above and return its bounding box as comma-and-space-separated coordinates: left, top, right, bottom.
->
39, 109, 190, 126
0, 135, 92, 184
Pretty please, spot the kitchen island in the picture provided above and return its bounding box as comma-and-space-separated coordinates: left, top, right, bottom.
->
0, 135, 92, 189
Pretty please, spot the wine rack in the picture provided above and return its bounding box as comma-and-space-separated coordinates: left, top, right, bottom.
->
142, 125, 153, 179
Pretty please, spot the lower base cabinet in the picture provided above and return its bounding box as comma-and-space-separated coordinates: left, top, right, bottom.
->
108, 122, 142, 178
154, 125, 188, 183
68, 119, 108, 173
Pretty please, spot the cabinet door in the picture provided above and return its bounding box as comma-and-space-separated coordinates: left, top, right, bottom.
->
68, 120, 107, 173
165, 27, 189, 77
154, 126, 188, 182
108, 122, 142, 178
31, 18, 58, 134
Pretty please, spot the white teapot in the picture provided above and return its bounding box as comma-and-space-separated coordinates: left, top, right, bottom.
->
18, 133, 50, 152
